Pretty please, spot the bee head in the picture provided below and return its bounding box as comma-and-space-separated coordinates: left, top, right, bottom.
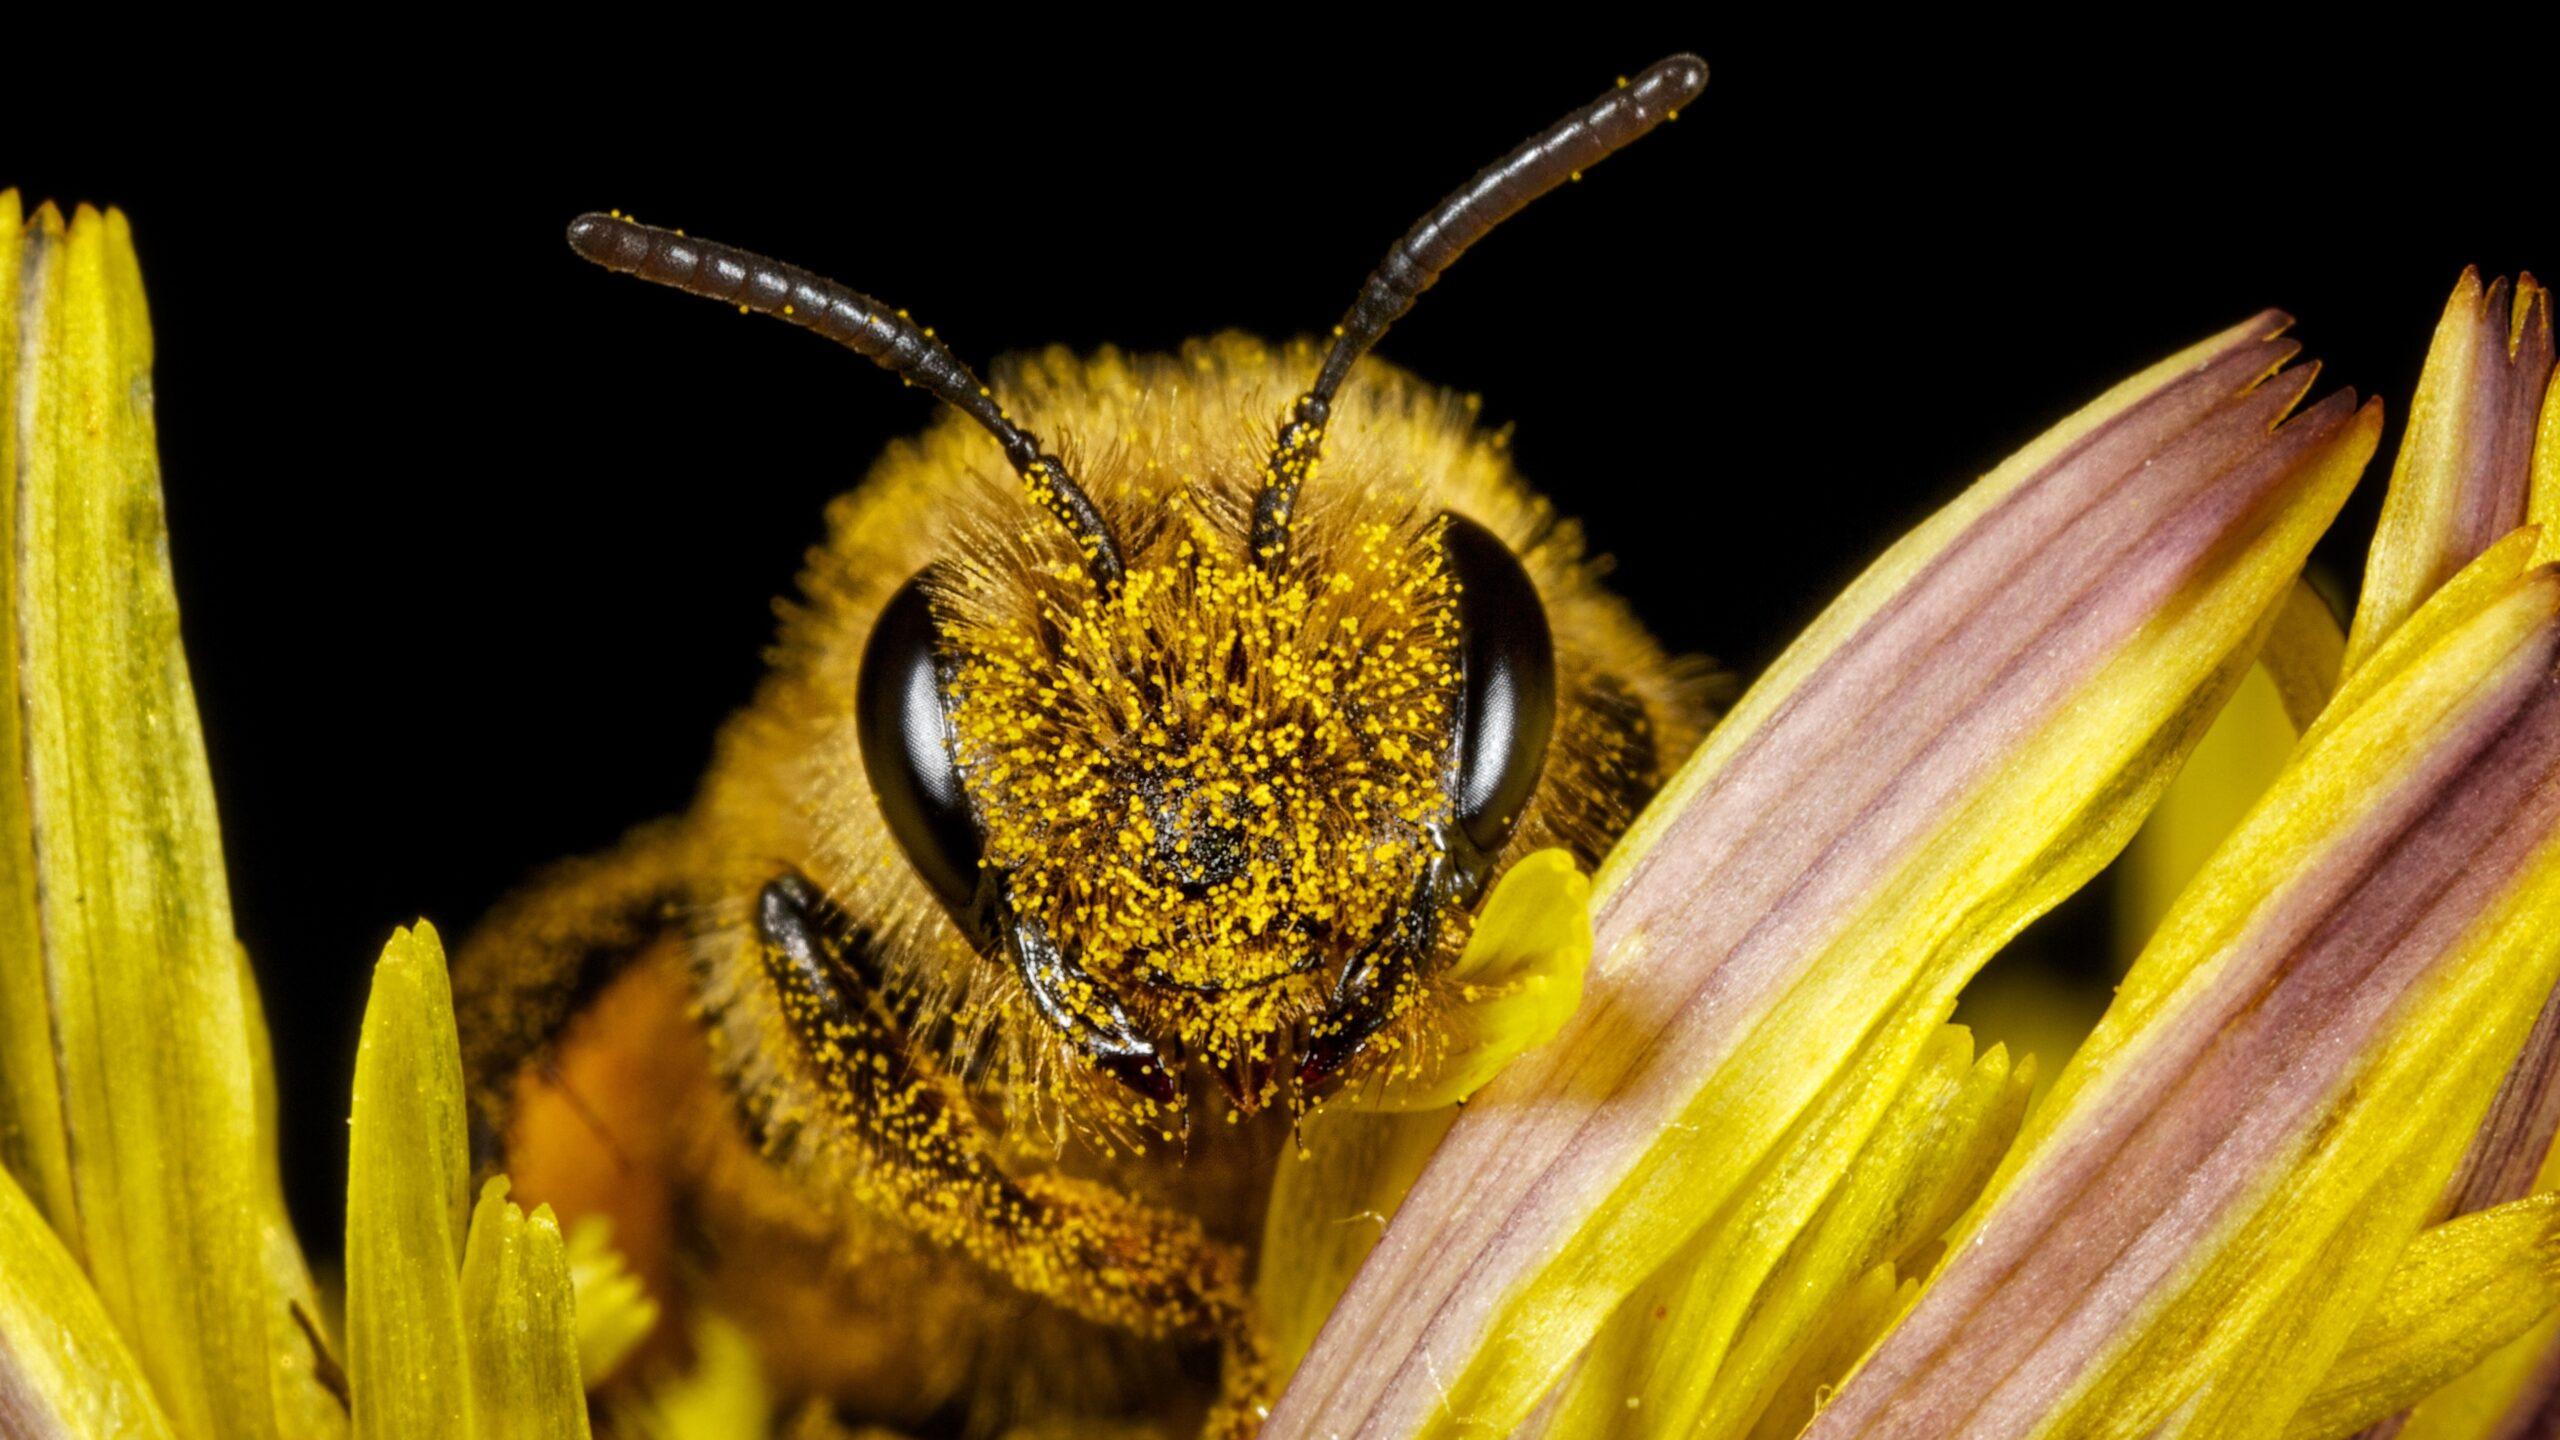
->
566, 52, 1702, 1113
856, 489, 1554, 1113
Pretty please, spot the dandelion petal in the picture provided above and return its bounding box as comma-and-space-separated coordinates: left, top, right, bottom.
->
2348, 270, 2555, 672
461, 1179, 592, 1440
345, 924, 472, 1440
0, 1162, 176, 1439
0, 191, 333, 1439
2289, 1194, 2560, 1440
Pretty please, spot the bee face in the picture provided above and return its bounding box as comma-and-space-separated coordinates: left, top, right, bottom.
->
856, 471, 1556, 1111
556, 47, 1703, 1119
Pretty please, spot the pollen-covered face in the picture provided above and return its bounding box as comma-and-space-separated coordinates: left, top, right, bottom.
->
951, 505, 1459, 1097
855, 472, 1556, 1115
558, 52, 1706, 1132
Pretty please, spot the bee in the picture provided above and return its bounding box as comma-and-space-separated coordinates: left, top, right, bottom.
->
455, 54, 1716, 1438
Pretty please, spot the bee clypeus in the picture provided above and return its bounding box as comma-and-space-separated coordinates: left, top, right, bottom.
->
455, 54, 1715, 1439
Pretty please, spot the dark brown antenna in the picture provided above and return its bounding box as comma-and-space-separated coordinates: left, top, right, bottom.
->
1251, 54, 1709, 568
566, 213, 1126, 590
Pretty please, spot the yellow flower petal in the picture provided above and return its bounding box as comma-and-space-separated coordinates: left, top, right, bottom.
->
0, 1159, 176, 1438
1369, 849, 1593, 1112
2115, 576, 2342, 974
1809, 547, 2560, 1437
0, 191, 330, 1438
2115, 661, 2304, 971
2263, 575, 2350, 728
461, 1178, 592, 1440
1258, 1105, 1456, 1388
2385, 860, 2560, 1434
2346, 269, 2554, 674
345, 922, 472, 1440
565, 1215, 661, 1389
2398, 1282, 2560, 1436
2320, 526, 2543, 748
2396, 1317, 2560, 1440
0, 188, 67, 1240
1271, 313, 2379, 1440
1543, 1027, 2031, 1439
1747, 1265, 1910, 1440
1255, 852, 1593, 1384
1754, 1041, 2032, 1355
2284, 1193, 2560, 1440
2535, 359, 2560, 564
607, 1313, 774, 1440
2391, 1013, 2560, 1438
1946, 958, 2101, 1111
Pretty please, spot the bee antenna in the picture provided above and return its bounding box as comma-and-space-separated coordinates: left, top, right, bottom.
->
567, 213, 1127, 591
1250, 53, 1708, 569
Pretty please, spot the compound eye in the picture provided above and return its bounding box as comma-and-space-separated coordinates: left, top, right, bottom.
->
1444, 514, 1557, 867
856, 569, 988, 934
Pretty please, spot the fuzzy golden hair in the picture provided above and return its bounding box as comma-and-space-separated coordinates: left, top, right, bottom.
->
684, 333, 1715, 1145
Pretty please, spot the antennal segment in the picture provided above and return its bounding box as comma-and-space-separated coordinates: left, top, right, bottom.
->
567, 213, 1126, 590
1251, 54, 1708, 567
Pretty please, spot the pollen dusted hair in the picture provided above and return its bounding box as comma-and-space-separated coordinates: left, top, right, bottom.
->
689, 334, 1718, 1136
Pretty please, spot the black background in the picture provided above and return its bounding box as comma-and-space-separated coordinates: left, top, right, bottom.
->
11, 28, 2548, 1254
